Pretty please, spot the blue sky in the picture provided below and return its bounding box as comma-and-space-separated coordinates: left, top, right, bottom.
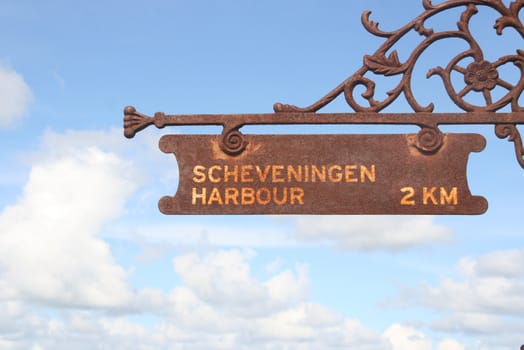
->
1, 0, 523, 349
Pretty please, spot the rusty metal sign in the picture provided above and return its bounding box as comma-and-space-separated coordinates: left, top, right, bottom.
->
158, 133, 487, 215
124, 0, 524, 215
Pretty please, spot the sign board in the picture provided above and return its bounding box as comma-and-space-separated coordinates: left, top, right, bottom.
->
158, 132, 487, 215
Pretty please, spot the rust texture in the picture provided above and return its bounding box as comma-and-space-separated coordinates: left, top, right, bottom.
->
158, 133, 487, 215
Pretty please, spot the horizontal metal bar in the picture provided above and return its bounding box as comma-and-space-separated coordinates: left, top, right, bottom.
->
123, 106, 524, 138
155, 112, 524, 126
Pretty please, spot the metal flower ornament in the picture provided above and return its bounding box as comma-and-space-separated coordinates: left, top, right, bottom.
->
124, 0, 524, 217
464, 60, 500, 92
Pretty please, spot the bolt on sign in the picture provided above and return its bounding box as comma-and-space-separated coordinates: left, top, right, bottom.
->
124, 0, 524, 216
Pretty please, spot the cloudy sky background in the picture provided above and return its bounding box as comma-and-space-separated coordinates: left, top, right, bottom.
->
1, 0, 523, 349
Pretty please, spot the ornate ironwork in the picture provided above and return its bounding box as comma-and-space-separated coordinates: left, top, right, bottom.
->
274, 0, 524, 113
124, 0, 524, 168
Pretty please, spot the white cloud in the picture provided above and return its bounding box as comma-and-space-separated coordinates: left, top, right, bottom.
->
392, 247, 524, 349
174, 250, 260, 308
0, 132, 139, 308
264, 263, 309, 303
0, 246, 392, 350
457, 248, 524, 278
172, 249, 308, 315
0, 233, 467, 350
383, 324, 432, 350
265, 256, 286, 273
289, 215, 452, 251
0, 64, 32, 128
437, 338, 465, 350
416, 247, 524, 315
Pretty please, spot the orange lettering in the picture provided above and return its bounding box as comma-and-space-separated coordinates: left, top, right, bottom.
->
192, 165, 206, 183
207, 187, 223, 205
224, 187, 239, 205
224, 165, 239, 183
328, 165, 342, 183
255, 165, 271, 182
256, 188, 271, 205
290, 187, 305, 205
208, 165, 222, 183
345, 165, 358, 182
192, 187, 207, 205
360, 165, 375, 183
273, 187, 288, 205
272, 165, 285, 183
241, 165, 254, 183
241, 187, 255, 205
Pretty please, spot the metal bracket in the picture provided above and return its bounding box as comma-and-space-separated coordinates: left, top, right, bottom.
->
124, 0, 524, 167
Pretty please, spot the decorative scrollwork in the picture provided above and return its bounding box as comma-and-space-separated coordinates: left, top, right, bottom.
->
220, 126, 248, 156
274, 0, 524, 113
414, 127, 445, 154
495, 124, 524, 167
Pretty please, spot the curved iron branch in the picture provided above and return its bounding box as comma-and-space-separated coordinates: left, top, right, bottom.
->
274, 0, 524, 113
